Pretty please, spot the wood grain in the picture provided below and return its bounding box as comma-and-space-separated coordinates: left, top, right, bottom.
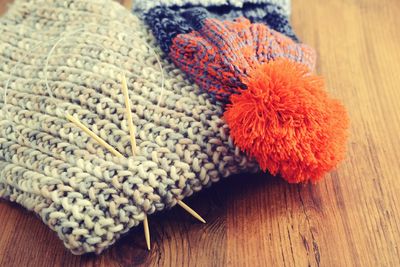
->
1, 0, 400, 266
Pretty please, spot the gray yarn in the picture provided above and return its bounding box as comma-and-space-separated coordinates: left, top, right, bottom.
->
133, 0, 291, 15
0, 0, 258, 255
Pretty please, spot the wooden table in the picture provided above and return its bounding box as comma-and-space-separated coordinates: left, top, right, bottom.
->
1, 0, 399, 266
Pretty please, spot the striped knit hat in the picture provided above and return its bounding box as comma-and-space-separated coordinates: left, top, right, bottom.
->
136, 0, 349, 183
0, 0, 257, 254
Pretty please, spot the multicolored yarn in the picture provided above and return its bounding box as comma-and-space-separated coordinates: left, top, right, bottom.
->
141, 1, 298, 53
0, 0, 258, 255
202, 2, 297, 41
138, 0, 349, 183
170, 18, 314, 101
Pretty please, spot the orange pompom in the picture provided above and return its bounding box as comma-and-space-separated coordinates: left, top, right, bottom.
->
224, 58, 349, 183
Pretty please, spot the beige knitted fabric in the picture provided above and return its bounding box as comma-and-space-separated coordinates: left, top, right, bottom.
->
0, 0, 257, 254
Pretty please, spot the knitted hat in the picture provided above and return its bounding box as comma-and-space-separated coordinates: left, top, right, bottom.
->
138, 2, 349, 183
0, 0, 257, 254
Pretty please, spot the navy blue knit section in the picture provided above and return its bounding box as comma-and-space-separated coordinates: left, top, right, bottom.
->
179, 8, 209, 30
144, 3, 298, 53
145, 7, 193, 53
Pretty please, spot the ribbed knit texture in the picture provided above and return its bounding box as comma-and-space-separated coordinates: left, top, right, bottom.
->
201, 3, 297, 40
0, 0, 257, 255
141, 1, 298, 54
169, 17, 315, 101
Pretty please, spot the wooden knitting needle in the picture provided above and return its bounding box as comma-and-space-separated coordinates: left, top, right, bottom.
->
67, 112, 151, 250
66, 74, 206, 251
143, 215, 150, 250
121, 74, 137, 155
66, 114, 123, 158
121, 74, 150, 250
120, 74, 206, 224
177, 200, 206, 223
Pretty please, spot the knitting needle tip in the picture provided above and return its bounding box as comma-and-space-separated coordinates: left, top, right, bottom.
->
143, 215, 151, 250
177, 200, 206, 224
